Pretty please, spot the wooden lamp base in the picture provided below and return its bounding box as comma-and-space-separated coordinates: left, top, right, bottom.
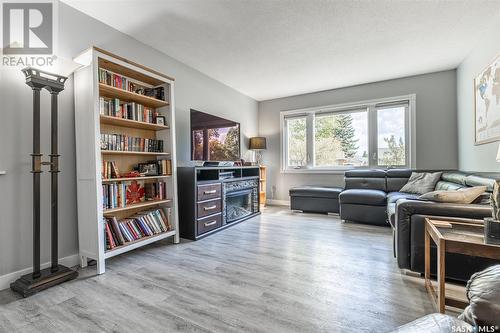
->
10, 265, 78, 297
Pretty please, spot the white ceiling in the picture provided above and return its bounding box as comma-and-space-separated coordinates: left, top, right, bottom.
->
63, 0, 500, 101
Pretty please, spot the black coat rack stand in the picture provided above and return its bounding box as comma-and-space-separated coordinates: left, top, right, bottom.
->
11, 68, 78, 297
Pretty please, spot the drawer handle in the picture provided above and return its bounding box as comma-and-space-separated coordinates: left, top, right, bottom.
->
204, 205, 217, 211
204, 190, 217, 194
204, 220, 217, 227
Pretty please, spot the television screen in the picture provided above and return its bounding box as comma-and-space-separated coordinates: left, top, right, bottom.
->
190, 109, 240, 161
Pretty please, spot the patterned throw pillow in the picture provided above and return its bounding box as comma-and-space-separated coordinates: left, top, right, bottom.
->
400, 172, 443, 195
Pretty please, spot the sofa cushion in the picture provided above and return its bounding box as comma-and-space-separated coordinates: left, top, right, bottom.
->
391, 313, 473, 333
400, 172, 442, 194
434, 180, 465, 191
419, 186, 487, 204
466, 174, 498, 192
387, 191, 420, 204
387, 203, 396, 228
441, 171, 469, 185
386, 169, 413, 192
339, 189, 387, 206
289, 186, 342, 199
344, 169, 387, 191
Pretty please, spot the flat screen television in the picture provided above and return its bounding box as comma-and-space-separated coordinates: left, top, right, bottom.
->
190, 109, 240, 161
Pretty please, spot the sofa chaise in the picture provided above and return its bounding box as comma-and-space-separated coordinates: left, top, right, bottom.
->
289, 169, 500, 281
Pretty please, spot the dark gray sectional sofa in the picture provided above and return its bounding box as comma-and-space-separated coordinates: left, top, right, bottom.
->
289, 169, 500, 281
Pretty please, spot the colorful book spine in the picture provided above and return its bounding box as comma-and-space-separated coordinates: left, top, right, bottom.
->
103, 208, 171, 249
100, 133, 163, 153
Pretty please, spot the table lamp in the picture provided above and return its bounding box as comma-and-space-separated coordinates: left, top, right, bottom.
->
249, 137, 267, 165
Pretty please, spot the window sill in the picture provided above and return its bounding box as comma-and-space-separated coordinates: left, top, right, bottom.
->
280, 166, 411, 174
280, 168, 352, 175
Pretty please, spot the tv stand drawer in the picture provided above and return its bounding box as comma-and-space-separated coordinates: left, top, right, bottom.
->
197, 183, 221, 201
197, 198, 222, 218
197, 213, 222, 235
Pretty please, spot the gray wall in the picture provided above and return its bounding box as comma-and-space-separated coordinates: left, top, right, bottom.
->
0, 3, 258, 279
457, 19, 500, 172
259, 71, 458, 201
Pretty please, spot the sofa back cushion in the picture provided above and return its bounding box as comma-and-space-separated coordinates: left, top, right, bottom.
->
386, 169, 412, 192
465, 174, 497, 192
344, 169, 386, 191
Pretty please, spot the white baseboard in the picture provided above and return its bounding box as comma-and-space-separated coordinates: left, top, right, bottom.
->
266, 199, 290, 206
0, 253, 80, 291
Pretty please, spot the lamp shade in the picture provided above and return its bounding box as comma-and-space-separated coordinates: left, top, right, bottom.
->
249, 137, 267, 150
497, 143, 500, 162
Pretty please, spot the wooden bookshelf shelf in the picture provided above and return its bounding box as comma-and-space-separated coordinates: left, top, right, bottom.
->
74, 47, 179, 274
100, 115, 169, 131
105, 229, 176, 259
101, 175, 171, 183
101, 150, 170, 156
99, 83, 169, 108
103, 199, 171, 214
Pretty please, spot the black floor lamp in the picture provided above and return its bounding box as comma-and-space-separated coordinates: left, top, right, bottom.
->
11, 68, 78, 297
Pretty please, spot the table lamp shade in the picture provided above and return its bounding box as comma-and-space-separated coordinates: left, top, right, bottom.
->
497, 143, 500, 162
249, 137, 267, 150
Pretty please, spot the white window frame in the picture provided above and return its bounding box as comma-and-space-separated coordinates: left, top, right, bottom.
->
280, 94, 416, 174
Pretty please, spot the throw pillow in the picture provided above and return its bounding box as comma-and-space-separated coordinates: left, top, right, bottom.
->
400, 172, 442, 195
418, 186, 487, 204
459, 264, 500, 327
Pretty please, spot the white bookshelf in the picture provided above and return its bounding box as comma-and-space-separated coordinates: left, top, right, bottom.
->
73, 47, 179, 274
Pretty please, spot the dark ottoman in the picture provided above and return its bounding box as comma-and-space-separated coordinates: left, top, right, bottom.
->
289, 186, 342, 214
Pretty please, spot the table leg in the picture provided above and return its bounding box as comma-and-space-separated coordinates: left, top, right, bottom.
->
425, 226, 430, 286
437, 239, 446, 313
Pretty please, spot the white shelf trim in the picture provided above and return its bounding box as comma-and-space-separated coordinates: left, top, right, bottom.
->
104, 230, 176, 259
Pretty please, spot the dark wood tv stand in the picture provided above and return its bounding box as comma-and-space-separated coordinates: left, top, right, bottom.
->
177, 166, 261, 240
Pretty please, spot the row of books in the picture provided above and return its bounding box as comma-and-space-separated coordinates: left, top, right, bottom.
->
104, 208, 171, 249
102, 180, 167, 209
99, 97, 159, 124
157, 159, 172, 176
99, 68, 139, 92
100, 133, 164, 152
98, 68, 165, 101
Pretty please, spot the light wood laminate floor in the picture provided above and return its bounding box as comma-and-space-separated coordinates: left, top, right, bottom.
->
0, 206, 435, 332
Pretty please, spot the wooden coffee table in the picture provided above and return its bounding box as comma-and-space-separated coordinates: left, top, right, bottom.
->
424, 218, 500, 313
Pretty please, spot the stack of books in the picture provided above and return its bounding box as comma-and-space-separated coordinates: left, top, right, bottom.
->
100, 133, 163, 152
104, 208, 172, 249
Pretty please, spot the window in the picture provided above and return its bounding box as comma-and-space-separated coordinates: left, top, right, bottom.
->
285, 116, 307, 167
281, 95, 414, 172
314, 110, 368, 168
376, 104, 408, 167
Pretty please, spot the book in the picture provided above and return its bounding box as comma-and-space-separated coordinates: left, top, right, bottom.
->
103, 208, 171, 249
104, 219, 116, 249
125, 180, 145, 205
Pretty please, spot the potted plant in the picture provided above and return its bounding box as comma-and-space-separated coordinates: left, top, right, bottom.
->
485, 181, 500, 245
